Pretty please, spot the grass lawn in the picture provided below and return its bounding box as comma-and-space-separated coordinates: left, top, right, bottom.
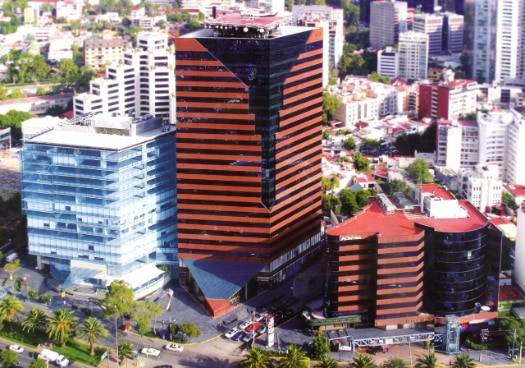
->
0, 323, 102, 366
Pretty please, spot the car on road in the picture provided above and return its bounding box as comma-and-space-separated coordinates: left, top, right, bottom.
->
164, 344, 183, 352
141, 348, 161, 357
245, 322, 261, 333
238, 320, 252, 330
224, 327, 239, 339
9, 345, 23, 353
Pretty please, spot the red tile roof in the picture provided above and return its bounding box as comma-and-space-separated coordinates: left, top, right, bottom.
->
504, 184, 525, 197
419, 184, 455, 200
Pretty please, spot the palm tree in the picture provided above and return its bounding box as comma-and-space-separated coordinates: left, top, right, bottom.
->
47, 308, 79, 347
452, 353, 477, 368
277, 345, 309, 368
415, 352, 439, 368
118, 341, 135, 364
240, 347, 273, 368
78, 317, 108, 355
382, 357, 409, 368
22, 308, 48, 333
0, 295, 24, 325
349, 354, 376, 368
315, 355, 338, 368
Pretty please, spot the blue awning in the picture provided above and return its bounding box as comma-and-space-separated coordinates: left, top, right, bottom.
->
185, 259, 264, 300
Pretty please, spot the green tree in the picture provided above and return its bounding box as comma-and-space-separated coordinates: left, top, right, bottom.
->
57, 58, 79, 88
502, 191, 518, 211
451, 353, 476, 368
0, 85, 9, 100
406, 159, 433, 184
315, 355, 338, 368
9, 89, 25, 99
368, 72, 391, 84
45, 105, 66, 117
499, 314, 525, 353
349, 354, 376, 368
178, 322, 201, 339
132, 300, 163, 336
360, 137, 381, 152
322, 193, 341, 216
0, 350, 19, 367
3, 258, 20, 280
352, 152, 371, 173
277, 345, 309, 368
0, 295, 24, 325
22, 307, 48, 334
322, 176, 339, 193
0, 110, 34, 140
340, 189, 359, 216
344, 136, 356, 150
323, 92, 341, 124
117, 341, 135, 364
101, 279, 136, 322
415, 353, 438, 368
27, 359, 48, 368
382, 357, 408, 368
36, 87, 47, 96
381, 179, 413, 197
47, 308, 79, 347
309, 329, 330, 360
78, 317, 109, 355
240, 347, 273, 368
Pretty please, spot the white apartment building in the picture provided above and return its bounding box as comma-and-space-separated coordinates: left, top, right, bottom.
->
398, 31, 429, 82
436, 119, 479, 171
457, 164, 502, 211
74, 32, 176, 125
506, 108, 525, 185
329, 76, 407, 128
514, 207, 525, 294
292, 5, 344, 73
477, 111, 512, 179
369, 0, 407, 49
377, 46, 399, 79
413, 13, 443, 56
55, 0, 83, 21
471, 0, 524, 84
443, 12, 464, 54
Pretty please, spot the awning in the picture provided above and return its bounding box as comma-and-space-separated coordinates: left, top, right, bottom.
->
185, 259, 264, 300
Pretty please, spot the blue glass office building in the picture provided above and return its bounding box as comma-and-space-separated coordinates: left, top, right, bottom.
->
21, 114, 177, 295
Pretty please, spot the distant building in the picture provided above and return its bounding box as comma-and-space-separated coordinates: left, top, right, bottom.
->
83, 38, 131, 70
457, 164, 502, 211
292, 5, 344, 85
377, 46, 399, 79
21, 114, 177, 297
436, 119, 479, 171
398, 31, 429, 82
442, 12, 464, 54
418, 78, 478, 120
413, 13, 443, 56
55, 0, 83, 21
76, 32, 176, 124
0, 93, 74, 116
369, 0, 407, 49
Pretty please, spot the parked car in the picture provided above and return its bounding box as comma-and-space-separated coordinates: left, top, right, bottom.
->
241, 332, 253, 343
254, 312, 268, 322
231, 331, 244, 341
238, 320, 252, 330
224, 327, 239, 339
255, 325, 266, 335
246, 322, 261, 333
9, 345, 23, 353
141, 348, 161, 357
164, 344, 183, 352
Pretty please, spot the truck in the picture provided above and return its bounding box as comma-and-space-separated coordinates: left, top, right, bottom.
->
37, 349, 69, 367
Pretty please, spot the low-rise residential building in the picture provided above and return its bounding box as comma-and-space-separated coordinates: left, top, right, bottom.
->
503, 183, 525, 207
56, 0, 83, 21
0, 93, 74, 116
83, 38, 131, 70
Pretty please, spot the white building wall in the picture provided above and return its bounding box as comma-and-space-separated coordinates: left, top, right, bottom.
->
506, 108, 525, 184
477, 111, 512, 179
495, 0, 520, 83
399, 31, 429, 81
514, 207, 525, 293
378, 47, 399, 79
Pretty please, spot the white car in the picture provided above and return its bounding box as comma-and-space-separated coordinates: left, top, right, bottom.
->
224, 327, 239, 339
56, 356, 69, 368
164, 343, 184, 352
238, 320, 252, 330
141, 348, 161, 357
9, 345, 24, 353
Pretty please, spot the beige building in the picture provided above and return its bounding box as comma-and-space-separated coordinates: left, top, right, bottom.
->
83, 38, 131, 70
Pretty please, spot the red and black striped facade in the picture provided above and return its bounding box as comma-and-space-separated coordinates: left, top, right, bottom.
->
175, 27, 324, 313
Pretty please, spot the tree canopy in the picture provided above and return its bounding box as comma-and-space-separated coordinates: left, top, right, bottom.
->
101, 279, 136, 320
406, 159, 433, 184
323, 92, 341, 124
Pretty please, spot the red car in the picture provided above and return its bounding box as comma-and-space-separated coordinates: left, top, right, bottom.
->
245, 322, 262, 333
